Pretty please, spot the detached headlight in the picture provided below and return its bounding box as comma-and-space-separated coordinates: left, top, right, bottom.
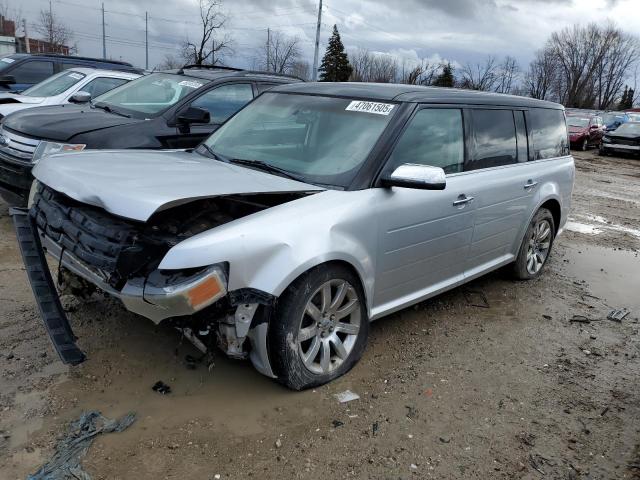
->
32, 141, 86, 164
602, 136, 611, 143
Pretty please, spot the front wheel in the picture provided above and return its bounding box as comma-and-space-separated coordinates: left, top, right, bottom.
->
269, 264, 369, 390
581, 138, 588, 151
512, 208, 555, 280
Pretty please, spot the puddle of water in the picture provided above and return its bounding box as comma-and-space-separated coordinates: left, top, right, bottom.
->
561, 244, 640, 309
565, 221, 602, 235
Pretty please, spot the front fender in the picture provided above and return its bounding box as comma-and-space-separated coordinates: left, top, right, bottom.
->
158, 189, 379, 313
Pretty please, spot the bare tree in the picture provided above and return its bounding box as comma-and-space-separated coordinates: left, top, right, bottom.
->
34, 8, 72, 53
494, 56, 520, 94
0, 0, 23, 36
290, 60, 311, 80
256, 31, 301, 74
459, 56, 499, 91
157, 54, 183, 70
182, 0, 232, 65
399, 61, 439, 85
524, 48, 557, 100
348, 48, 373, 82
368, 54, 398, 83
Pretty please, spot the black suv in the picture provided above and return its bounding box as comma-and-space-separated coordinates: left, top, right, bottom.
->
0, 66, 301, 205
0, 53, 141, 92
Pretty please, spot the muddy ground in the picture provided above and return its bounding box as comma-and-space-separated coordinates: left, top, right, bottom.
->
1, 149, 639, 480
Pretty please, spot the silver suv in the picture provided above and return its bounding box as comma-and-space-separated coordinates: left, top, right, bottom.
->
12, 83, 574, 390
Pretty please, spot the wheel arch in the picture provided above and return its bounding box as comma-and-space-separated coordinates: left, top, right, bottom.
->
538, 198, 561, 236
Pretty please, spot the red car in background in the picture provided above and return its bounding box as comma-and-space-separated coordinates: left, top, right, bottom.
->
567, 114, 605, 150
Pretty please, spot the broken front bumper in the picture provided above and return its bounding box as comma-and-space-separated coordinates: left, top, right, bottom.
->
38, 232, 228, 324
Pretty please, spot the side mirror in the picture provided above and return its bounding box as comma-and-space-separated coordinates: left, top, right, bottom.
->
0, 75, 15, 85
177, 106, 210, 125
69, 91, 91, 103
381, 163, 446, 190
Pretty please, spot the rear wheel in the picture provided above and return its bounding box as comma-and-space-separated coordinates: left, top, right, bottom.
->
512, 208, 555, 280
269, 264, 369, 390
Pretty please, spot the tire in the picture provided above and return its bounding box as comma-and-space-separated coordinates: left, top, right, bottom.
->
581, 138, 588, 151
512, 208, 556, 280
269, 264, 369, 390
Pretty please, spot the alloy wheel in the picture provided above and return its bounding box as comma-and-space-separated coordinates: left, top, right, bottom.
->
297, 279, 361, 375
526, 219, 552, 274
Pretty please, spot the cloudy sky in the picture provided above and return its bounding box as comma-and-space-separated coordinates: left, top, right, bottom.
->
15, 0, 640, 73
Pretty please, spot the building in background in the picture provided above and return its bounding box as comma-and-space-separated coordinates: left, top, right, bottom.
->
0, 15, 70, 56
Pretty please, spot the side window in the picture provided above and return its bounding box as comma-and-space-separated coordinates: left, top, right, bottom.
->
529, 108, 569, 160
466, 109, 517, 171
386, 108, 464, 174
9, 60, 54, 84
257, 83, 278, 94
190, 83, 254, 124
81, 77, 129, 98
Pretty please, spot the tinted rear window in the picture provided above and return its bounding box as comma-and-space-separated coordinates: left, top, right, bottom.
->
466, 109, 517, 171
529, 109, 569, 160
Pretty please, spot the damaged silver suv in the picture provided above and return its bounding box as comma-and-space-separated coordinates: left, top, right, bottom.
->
12, 83, 574, 390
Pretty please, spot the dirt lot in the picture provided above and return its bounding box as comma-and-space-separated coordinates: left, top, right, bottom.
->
1, 150, 639, 480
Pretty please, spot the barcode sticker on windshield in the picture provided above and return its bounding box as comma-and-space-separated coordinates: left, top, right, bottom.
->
179, 80, 203, 89
68, 73, 84, 80
346, 100, 395, 116
1, 57, 14, 63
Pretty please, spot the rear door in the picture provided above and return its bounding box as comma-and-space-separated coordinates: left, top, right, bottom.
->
461, 108, 534, 278
373, 106, 476, 313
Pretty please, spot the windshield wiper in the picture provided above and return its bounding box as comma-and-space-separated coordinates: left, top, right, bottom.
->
91, 102, 131, 118
197, 143, 230, 162
228, 158, 305, 182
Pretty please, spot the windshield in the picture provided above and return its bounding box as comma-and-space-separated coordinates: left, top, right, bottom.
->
93, 73, 206, 118
21, 70, 86, 97
203, 92, 397, 188
613, 122, 640, 135
567, 117, 590, 127
602, 113, 624, 125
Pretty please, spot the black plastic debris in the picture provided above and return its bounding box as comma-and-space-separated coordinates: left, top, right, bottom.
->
332, 420, 344, 428
463, 290, 490, 308
569, 315, 592, 324
372, 422, 379, 436
185, 354, 198, 370
28, 411, 135, 480
152, 381, 172, 394
607, 308, 630, 322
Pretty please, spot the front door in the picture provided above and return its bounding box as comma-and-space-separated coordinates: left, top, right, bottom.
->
172, 82, 255, 148
372, 107, 476, 316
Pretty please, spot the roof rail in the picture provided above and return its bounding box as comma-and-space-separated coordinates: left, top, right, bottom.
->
181, 64, 244, 72
29, 53, 133, 67
240, 70, 304, 81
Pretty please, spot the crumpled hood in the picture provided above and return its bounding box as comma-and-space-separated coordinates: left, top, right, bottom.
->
3, 104, 140, 141
0, 93, 45, 104
33, 149, 324, 221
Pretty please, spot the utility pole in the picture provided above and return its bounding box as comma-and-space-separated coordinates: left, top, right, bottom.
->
101, 3, 106, 59
145, 12, 149, 70
23, 18, 30, 53
312, 0, 322, 81
266, 28, 270, 72
211, 38, 215, 65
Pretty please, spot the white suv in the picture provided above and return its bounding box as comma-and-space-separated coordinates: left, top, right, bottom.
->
0, 68, 140, 119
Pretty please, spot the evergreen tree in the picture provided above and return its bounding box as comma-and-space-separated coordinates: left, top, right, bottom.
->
618, 86, 629, 110
432, 63, 454, 87
319, 25, 352, 82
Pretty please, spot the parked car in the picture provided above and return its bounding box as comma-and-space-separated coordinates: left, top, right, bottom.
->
11, 83, 574, 389
567, 114, 604, 150
601, 111, 630, 132
0, 53, 141, 93
0, 65, 301, 205
599, 121, 640, 157
0, 68, 140, 119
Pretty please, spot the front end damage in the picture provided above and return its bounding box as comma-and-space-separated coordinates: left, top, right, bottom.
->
13, 183, 312, 378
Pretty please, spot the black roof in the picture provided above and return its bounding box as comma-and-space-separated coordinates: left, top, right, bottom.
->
272, 82, 563, 109
25, 53, 134, 67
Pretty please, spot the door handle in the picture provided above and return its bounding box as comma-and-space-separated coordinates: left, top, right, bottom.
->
524, 180, 538, 189
453, 195, 474, 207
